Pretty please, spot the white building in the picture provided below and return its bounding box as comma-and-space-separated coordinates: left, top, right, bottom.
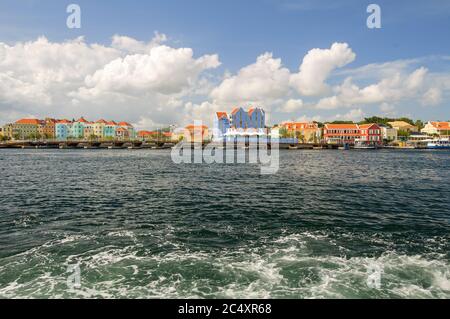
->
380, 126, 398, 142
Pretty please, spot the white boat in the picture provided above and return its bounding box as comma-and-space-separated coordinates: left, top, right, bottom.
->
427, 138, 450, 149
354, 140, 378, 150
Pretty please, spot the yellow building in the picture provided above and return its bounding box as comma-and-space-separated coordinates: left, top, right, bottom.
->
93, 119, 107, 138
388, 121, 418, 133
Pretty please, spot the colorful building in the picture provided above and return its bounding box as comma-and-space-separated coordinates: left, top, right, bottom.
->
40, 118, 56, 139
13, 119, 41, 139
93, 119, 107, 138
213, 112, 231, 137
421, 121, 450, 137
55, 120, 72, 140
104, 121, 117, 138
185, 125, 209, 143
324, 124, 360, 145
280, 122, 321, 143
213, 106, 265, 140
357, 124, 382, 145
118, 122, 136, 139
324, 123, 382, 145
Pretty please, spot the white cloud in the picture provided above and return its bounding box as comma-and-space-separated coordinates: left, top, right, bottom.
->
74, 46, 220, 98
279, 99, 304, 113
313, 67, 430, 110
290, 42, 356, 96
210, 52, 290, 104
421, 87, 442, 106
333, 108, 365, 121
111, 32, 167, 53
0, 34, 220, 127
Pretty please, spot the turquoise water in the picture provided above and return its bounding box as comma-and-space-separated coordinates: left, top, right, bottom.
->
0, 149, 449, 298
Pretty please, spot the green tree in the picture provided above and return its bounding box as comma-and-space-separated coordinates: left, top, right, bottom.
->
279, 126, 288, 138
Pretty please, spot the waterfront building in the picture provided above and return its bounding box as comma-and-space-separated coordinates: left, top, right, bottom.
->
421, 121, 450, 137
357, 124, 382, 145
40, 118, 56, 139
281, 122, 321, 143
247, 107, 265, 129
380, 125, 398, 142
104, 121, 117, 138
83, 121, 95, 139
137, 131, 156, 140
2, 124, 14, 140
229, 106, 265, 129
70, 117, 87, 139
93, 119, 107, 138
118, 122, 136, 139
55, 119, 72, 140
323, 124, 360, 145
213, 106, 265, 140
324, 123, 382, 145
388, 121, 418, 133
213, 112, 231, 138
185, 125, 209, 143
13, 119, 41, 139
115, 127, 129, 140
0, 127, 3, 138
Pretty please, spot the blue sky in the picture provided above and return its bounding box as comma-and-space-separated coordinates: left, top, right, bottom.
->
0, 0, 449, 127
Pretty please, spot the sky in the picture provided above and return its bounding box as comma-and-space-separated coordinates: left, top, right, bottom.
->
0, 0, 449, 128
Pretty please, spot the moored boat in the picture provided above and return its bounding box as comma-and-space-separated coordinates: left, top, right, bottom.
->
427, 138, 450, 149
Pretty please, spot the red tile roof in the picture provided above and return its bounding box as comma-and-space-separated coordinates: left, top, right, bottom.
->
216, 112, 228, 120
431, 122, 450, 130
15, 118, 42, 125
96, 119, 108, 124
137, 131, 157, 137
77, 117, 88, 123
359, 123, 380, 129
56, 119, 72, 124
231, 107, 240, 115
325, 124, 359, 130
118, 121, 132, 127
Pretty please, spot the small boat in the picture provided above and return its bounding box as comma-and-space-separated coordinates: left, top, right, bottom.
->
427, 138, 450, 149
354, 140, 378, 150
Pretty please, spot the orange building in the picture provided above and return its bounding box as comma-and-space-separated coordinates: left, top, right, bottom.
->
281, 122, 321, 143
185, 125, 209, 143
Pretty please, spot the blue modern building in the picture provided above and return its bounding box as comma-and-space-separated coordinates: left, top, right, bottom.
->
213, 106, 266, 140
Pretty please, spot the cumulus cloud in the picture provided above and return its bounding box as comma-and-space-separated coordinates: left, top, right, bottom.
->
313, 67, 430, 110
210, 53, 290, 104
73, 46, 220, 98
290, 42, 356, 96
0, 34, 220, 127
279, 99, 304, 113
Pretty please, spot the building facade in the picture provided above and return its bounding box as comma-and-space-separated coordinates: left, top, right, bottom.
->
55, 120, 72, 140
213, 106, 265, 140
358, 124, 382, 145
421, 121, 450, 137
323, 124, 360, 145
104, 121, 117, 138
185, 125, 209, 143
13, 119, 41, 139
380, 125, 398, 142
281, 122, 321, 143
323, 123, 382, 145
